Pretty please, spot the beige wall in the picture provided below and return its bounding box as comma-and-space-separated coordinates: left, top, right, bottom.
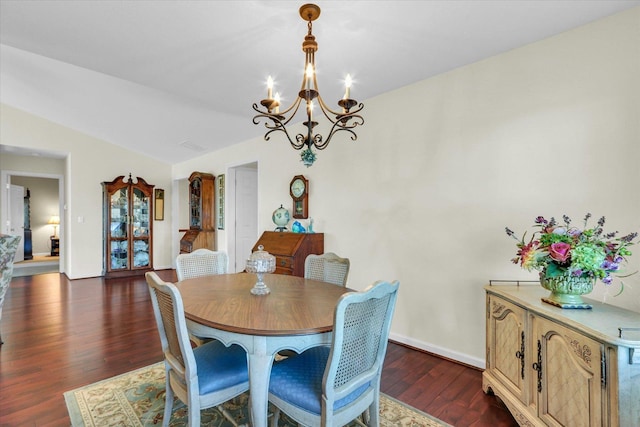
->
0, 108, 174, 278
1, 8, 638, 367
174, 8, 640, 366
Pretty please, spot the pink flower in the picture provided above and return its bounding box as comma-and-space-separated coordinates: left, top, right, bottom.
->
549, 242, 571, 263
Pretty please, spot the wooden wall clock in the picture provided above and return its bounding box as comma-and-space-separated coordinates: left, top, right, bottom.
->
290, 175, 309, 219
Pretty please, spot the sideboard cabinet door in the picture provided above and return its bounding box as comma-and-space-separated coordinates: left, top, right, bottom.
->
533, 316, 603, 426
486, 295, 528, 405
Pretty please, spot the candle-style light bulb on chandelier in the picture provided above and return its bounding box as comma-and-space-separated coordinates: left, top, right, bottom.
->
252, 3, 364, 167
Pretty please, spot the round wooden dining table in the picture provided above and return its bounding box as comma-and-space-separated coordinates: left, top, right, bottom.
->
176, 272, 352, 427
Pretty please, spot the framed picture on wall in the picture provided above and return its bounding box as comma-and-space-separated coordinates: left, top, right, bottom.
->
155, 189, 164, 221
217, 175, 225, 230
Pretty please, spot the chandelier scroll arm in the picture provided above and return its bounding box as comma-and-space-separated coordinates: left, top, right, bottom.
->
252, 106, 302, 149
313, 117, 361, 150
252, 94, 305, 127
276, 95, 306, 123
314, 92, 345, 119
314, 92, 365, 128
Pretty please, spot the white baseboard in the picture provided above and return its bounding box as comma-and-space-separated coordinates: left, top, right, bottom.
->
389, 332, 486, 369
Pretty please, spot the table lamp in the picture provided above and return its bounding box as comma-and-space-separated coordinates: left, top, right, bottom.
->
48, 215, 60, 238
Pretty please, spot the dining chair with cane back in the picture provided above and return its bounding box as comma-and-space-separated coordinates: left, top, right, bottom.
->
268, 280, 399, 427
176, 249, 229, 346
278, 252, 350, 360
176, 249, 228, 281
145, 272, 249, 427
304, 252, 350, 287
0, 234, 21, 345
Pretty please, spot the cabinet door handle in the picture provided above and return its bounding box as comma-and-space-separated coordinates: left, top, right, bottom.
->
532, 339, 542, 392
515, 331, 525, 380
280, 260, 286, 266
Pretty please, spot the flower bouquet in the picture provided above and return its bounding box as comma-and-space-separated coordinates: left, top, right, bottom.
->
506, 214, 637, 308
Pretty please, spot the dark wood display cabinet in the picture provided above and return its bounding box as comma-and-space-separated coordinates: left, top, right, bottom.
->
180, 171, 216, 253
102, 174, 154, 278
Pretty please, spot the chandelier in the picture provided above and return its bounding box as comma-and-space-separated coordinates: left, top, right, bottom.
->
252, 3, 364, 167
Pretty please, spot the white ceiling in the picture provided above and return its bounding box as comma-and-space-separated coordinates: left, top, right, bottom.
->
1, 1, 638, 164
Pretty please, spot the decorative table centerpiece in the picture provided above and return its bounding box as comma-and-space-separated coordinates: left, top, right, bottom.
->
506, 214, 637, 309
246, 245, 276, 295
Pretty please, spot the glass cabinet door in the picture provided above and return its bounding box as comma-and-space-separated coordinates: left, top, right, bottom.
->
109, 188, 129, 270
132, 188, 150, 268
190, 178, 202, 229
103, 174, 154, 278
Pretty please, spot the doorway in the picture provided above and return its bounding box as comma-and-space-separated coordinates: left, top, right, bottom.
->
171, 164, 258, 273
227, 163, 258, 273
1, 171, 64, 276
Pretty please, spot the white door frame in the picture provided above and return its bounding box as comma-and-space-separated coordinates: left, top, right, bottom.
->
1, 170, 65, 272
9, 184, 25, 262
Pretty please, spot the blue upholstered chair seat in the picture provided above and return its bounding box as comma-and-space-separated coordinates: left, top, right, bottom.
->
194, 340, 249, 395
267, 281, 399, 427
269, 347, 369, 414
146, 272, 249, 426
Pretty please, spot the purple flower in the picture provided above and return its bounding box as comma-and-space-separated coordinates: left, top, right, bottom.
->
535, 216, 547, 224
571, 269, 583, 277
602, 275, 613, 285
614, 256, 624, 263
601, 260, 619, 271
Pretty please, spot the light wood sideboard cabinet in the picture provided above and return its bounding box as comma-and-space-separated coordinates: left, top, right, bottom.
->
252, 231, 324, 276
483, 284, 640, 427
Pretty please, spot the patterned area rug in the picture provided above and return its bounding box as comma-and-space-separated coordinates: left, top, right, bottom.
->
64, 362, 450, 426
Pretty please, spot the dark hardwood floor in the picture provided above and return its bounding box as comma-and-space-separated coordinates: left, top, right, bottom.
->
0, 272, 517, 427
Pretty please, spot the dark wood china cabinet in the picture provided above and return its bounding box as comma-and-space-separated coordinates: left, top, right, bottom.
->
102, 174, 154, 278
180, 171, 216, 253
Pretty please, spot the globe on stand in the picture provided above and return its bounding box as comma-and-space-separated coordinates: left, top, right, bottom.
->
272, 204, 290, 232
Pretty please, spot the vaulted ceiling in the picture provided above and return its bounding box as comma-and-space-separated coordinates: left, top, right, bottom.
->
1, 1, 638, 164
